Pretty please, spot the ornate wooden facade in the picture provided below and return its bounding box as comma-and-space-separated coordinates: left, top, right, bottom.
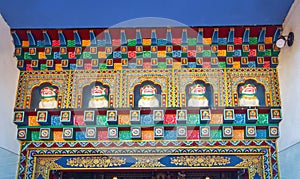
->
12, 26, 282, 179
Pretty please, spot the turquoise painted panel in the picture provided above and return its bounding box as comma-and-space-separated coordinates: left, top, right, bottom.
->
75, 131, 86, 140
164, 129, 177, 140
96, 115, 108, 126
210, 130, 222, 139
234, 114, 246, 124
119, 130, 131, 140
51, 116, 62, 126
256, 129, 267, 139
141, 115, 154, 125
31, 131, 39, 141
187, 114, 200, 125
257, 114, 269, 125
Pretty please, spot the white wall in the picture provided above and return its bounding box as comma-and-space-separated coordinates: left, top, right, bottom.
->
0, 14, 20, 178
278, 0, 300, 178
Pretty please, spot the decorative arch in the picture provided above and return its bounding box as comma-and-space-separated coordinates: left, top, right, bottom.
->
237, 79, 266, 106
226, 68, 277, 107
81, 81, 110, 108
133, 80, 162, 108
14, 71, 69, 109
30, 82, 59, 109
71, 70, 120, 108
175, 69, 224, 107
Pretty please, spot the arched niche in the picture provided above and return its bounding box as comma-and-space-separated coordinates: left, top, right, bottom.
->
82, 81, 110, 108
134, 80, 162, 108
185, 80, 214, 107
237, 79, 266, 106
30, 82, 59, 109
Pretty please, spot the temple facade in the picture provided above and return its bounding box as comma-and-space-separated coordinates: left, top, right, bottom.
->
12, 26, 283, 179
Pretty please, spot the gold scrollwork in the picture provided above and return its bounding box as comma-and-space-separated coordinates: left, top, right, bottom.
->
35, 157, 63, 179
235, 155, 263, 178
170, 155, 230, 167
131, 156, 165, 168
66, 156, 126, 168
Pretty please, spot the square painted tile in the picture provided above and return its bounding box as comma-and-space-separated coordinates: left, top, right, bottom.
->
223, 126, 233, 138
108, 127, 118, 139
62, 128, 74, 139
85, 127, 97, 139
268, 126, 279, 138
39, 128, 51, 140
106, 110, 118, 124
200, 126, 210, 138
84, 110, 95, 124
177, 126, 187, 138
17, 128, 28, 140
154, 126, 164, 138
131, 127, 141, 139
245, 126, 256, 138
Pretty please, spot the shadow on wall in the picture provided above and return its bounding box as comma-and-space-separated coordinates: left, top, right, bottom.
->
279, 141, 300, 179
0, 147, 18, 179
